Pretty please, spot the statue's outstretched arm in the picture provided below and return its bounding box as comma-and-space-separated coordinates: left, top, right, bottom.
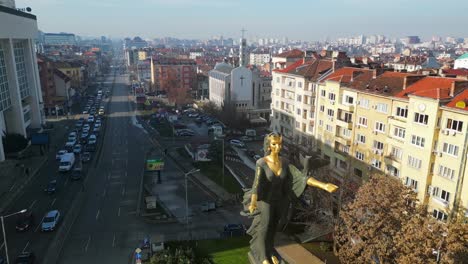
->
306, 177, 338, 193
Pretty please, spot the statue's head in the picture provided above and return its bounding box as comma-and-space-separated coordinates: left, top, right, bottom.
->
263, 132, 282, 156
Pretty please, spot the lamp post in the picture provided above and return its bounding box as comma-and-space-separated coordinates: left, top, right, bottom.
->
185, 168, 200, 240
1, 209, 27, 264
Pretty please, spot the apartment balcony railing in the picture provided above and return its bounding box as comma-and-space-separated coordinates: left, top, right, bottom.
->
336, 118, 353, 130
338, 103, 355, 113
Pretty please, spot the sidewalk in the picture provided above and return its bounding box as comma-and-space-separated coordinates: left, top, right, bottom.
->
0, 117, 75, 214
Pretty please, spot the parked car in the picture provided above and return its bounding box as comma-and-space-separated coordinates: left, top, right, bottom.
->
41, 210, 60, 232
222, 224, 246, 237
55, 150, 67, 160
240, 136, 253, 142
93, 126, 100, 133
229, 139, 246, 148
14, 252, 35, 264
88, 134, 97, 145
70, 168, 82, 180
44, 180, 57, 194
81, 152, 91, 162
68, 132, 77, 142
15, 211, 34, 232
87, 116, 95, 123
73, 144, 82, 154
82, 110, 89, 114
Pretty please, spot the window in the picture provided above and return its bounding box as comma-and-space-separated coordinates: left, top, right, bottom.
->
390, 146, 403, 160
298, 82, 302, 88
327, 109, 334, 118
393, 127, 406, 139
373, 140, 384, 150
297, 108, 301, 115
355, 151, 364, 161
326, 124, 333, 132
359, 98, 369, 109
374, 122, 386, 133
411, 135, 426, 148
275, 101, 279, 107
446, 118, 463, 132
438, 165, 455, 180
342, 128, 351, 138
320, 105, 325, 112
371, 159, 381, 169
432, 209, 448, 221
414, 113, 429, 125
320, 89, 326, 97
275, 88, 279, 96
344, 95, 354, 104
295, 121, 300, 128
442, 143, 459, 157
335, 159, 348, 170
358, 116, 368, 127
329, 93, 336, 102
296, 95, 302, 102
357, 134, 366, 144
405, 177, 418, 191
376, 103, 388, 113
440, 190, 450, 202
408, 155, 422, 169
395, 107, 408, 118
354, 168, 363, 177
318, 120, 323, 127
388, 166, 400, 177
276, 77, 280, 83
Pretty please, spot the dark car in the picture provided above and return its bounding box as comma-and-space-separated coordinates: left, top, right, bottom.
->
15, 252, 35, 264
70, 168, 82, 180
82, 152, 91, 162
223, 224, 246, 237
15, 211, 34, 232
44, 180, 57, 194
0, 256, 5, 264
85, 143, 96, 152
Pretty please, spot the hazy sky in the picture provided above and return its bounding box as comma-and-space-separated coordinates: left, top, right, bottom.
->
16, 0, 468, 41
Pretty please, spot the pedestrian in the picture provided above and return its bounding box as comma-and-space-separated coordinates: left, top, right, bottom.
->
164, 148, 168, 156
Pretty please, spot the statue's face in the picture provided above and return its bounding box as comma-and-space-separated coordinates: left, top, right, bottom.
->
269, 137, 282, 154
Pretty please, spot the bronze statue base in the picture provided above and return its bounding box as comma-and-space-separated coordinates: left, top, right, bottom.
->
248, 251, 288, 264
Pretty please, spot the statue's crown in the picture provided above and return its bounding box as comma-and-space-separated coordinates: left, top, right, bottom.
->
268, 134, 282, 142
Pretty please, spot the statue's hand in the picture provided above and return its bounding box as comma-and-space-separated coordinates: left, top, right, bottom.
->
324, 183, 339, 193
248, 202, 257, 214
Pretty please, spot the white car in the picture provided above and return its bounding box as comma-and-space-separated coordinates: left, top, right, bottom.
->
87, 116, 95, 123
229, 139, 246, 148
68, 132, 77, 142
73, 144, 82, 154
88, 134, 97, 144
56, 150, 68, 160
41, 210, 60, 231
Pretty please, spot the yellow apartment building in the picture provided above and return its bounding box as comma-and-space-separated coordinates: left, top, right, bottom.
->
315, 67, 468, 220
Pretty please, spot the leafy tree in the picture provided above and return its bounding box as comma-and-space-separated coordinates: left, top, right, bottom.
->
2, 133, 29, 153
200, 101, 219, 116
334, 175, 418, 263
441, 215, 468, 264
150, 246, 210, 264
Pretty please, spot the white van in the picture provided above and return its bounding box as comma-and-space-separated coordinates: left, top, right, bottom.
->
59, 153, 75, 172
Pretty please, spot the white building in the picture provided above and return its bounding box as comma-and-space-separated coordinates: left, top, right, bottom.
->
454, 53, 468, 69
249, 52, 271, 66
0, 1, 44, 160
43, 33, 76, 46
189, 50, 204, 60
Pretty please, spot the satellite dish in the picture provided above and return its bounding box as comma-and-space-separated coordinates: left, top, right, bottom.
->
26, 7, 32, 12
455, 101, 466, 109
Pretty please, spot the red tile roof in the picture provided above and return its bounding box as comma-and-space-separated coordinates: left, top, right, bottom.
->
274, 59, 306, 73
395, 77, 459, 99
275, 49, 304, 58
442, 69, 468, 76
446, 89, 468, 111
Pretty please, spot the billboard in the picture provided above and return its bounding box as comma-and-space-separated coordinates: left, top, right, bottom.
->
31, 133, 49, 145
146, 158, 164, 171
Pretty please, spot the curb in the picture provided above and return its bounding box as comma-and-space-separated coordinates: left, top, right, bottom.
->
0, 156, 48, 214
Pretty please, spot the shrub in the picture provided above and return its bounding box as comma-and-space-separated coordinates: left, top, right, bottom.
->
2, 133, 29, 153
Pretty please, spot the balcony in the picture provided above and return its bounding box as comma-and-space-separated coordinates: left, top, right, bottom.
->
388, 115, 406, 127
335, 136, 351, 146
384, 154, 401, 166
336, 118, 353, 130
432, 197, 450, 208
338, 103, 355, 113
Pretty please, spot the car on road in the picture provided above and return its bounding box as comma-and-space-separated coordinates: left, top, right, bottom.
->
177, 131, 195, 137
68, 132, 77, 141
82, 152, 91, 162
82, 110, 88, 114
229, 139, 246, 148
70, 167, 82, 180
88, 134, 97, 144
41, 210, 60, 232
75, 120, 83, 129
87, 116, 95, 123
65, 140, 76, 151
73, 144, 82, 154
15, 211, 34, 232
80, 132, 89, 143
98, 109, 105, 116
240, 135, 253, 142
44, 180, 57, 194
55, 150, 67, 160
253, 154, 261, 161
93, 126, 100, 134
14, 252, 35, 264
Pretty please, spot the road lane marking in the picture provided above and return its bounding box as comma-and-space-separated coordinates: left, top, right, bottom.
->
103, 188, 107, 197
96, 209, 100, 220
0, 242, 4, 251
50, 198, 56, 207
22, 241, 30, 253
121, 186, 125, 196
29, 200, 37, 210
112, 234, 116, 247
84, 235, 91, 252
34, 217, 44, 232
64, 177, 69, 187
9, 183, 16, 192
118, 207, 121, 217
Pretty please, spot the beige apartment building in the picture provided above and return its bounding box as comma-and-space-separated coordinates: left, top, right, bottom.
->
314, 67, 468, 221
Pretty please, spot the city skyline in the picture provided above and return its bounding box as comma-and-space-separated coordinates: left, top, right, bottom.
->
17, 0, 468, 41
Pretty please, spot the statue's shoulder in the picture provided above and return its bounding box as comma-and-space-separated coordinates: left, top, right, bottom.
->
256, 158, 266, 167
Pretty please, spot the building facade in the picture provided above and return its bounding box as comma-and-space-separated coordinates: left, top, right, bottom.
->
0, 3, 44, 160
43, 33, 76, 46
454, 53, 468, 69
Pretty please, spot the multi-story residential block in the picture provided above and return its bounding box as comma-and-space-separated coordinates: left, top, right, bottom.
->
0, 2, 44, 160
189, 49, 204, 60
43, 33, 76, 46
249, 50, 271, 66
270, 51, 350, 157
386, 55, 440, 72
196, 73, 209, 100
454, 53, 468, 69
315, 66, 468, 220
272, 49, 304, 70
150, 56, 196, 105
55, 61, 86, 92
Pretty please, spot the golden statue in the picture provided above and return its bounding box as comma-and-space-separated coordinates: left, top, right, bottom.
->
242, 133, 338, 264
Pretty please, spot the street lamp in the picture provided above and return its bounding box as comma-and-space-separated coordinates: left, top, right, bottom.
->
185, 168, 200, 240
1, 209, 27, 264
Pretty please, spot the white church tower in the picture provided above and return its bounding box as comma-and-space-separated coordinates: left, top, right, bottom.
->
239, 28, 247, 67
